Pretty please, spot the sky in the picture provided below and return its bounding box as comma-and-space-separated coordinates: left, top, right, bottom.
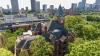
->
0, 0, 96, 9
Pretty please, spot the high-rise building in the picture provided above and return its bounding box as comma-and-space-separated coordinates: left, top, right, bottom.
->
82, 0, 86, 9
11, 0, 19, 13
0, 7, 3, 14
71, 3, 77, 11
96, 0, 100, 4
6, 5, 11, 13
26, 7, 29, 11
85, 4, 94, 10
48, 5, 55, 16
7, 5, 10, 10
43, 4, 47, 12
36, 1, 40, 12
31, 0, 36, 12
50, 5, 54, 9
20, 8, 25, 13
78, 0, 86, 10
78, 2, 82, 9
95, 0, 100, 11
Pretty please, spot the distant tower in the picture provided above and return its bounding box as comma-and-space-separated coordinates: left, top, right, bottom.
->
6, 5, 10, 13
96, 0, 100, 4
95, 0, 100, 11
78, 2, 82, 10
48, 5, 55, 16
7, 5, 10, 9
57, 5, 64, 17
82, 0, 86, 9
36, 1, 40, 12
71, 3, 77, 11
43, 4, 47, 12
50, 5, 54, 9
11, 0, 19, 13
0, 7, 3, 14
26, 7, 29, 11
31, 0, 36, 12
78, 0, 86, 10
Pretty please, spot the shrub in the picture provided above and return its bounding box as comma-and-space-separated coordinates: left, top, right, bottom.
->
29, 36, 54, 56
65, 40, 100, 56
0, 48, 13, 56
14, 28, 24, 36
5, 36, 16, 50
87, 15, 100, 22
2, 36, 16, 53
0, 13, 3, 17
64, 16, 99, 40
3, 29, 13, 38
0, 33, 6, 47
64, 16, 86, 29
82, 24, 97, 39
18, 49, 29, 56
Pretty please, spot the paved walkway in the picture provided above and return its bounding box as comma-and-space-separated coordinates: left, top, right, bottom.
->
16, 35, 36, 49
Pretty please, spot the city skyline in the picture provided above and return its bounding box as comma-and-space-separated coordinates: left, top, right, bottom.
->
0, 0, 96, 9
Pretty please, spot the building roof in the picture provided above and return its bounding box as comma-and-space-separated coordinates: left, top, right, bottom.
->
12, 23, 31, 27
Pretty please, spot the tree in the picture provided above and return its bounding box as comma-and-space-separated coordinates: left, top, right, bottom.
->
18, 49, 29, 56
29, 36, 54, 56
0, 30, 15, 48
3, 29, 13, 38
64, 16, 99, 40
0, 13, 3, 17
64, 16, 86, 29
65, 40, 100, 56
64, 16, 86, 38
0, 48, 13, 56
5, 36, 16, 51
86, 15, 100, 22
14, 28, 24, 36
0, 33, 6, 47
82, 24, 97, 39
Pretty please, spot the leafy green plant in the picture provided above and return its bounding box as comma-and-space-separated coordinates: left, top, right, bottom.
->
64, 16, 86, 29
0, 13, 3, 17
5, 36, 16, 50
0, 33, 6, 47
82, 24, 97, 39
87, 15, 100, 22
18, 49, 29, 56
0, 48, 13, 56
64, 16, 99, 40
65, 40, 100, 56
3, 29, 13, 38
29, 36, 54, 56
14, 28, 24, 36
